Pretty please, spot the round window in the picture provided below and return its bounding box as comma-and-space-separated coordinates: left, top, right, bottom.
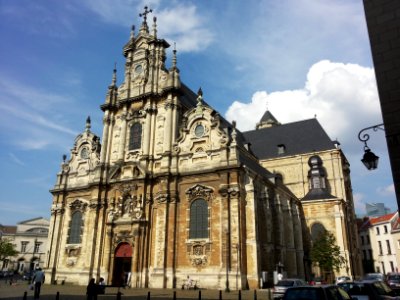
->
135, 64, 143, 74
194, 124, 204, 137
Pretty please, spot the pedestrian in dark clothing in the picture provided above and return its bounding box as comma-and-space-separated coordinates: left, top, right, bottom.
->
98, 277, 106, 294
86, 278, 98, 300
32, 268, 45, 299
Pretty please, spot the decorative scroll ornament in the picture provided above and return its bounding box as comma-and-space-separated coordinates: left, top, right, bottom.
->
218, 186, 240, 198
154, 192, 169, 203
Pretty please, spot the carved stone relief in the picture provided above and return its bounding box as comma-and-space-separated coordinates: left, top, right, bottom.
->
186, 184, 214, 202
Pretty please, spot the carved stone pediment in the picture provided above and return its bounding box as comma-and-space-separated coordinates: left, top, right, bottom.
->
186, 184, 213, 201
69, 199, 88, 211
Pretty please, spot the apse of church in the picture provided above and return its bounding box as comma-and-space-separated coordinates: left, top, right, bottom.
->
45, 8, 361, 289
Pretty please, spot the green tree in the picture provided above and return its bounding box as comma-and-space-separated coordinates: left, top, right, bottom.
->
310, 231, 346, 273
0, 238, 18, 267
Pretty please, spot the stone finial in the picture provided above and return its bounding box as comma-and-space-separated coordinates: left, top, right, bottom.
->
130, 25, 135, 39
152, 16, 157, 37
86, 116, 91, 132
111, 63, 117, 86
139, 6, 152, 32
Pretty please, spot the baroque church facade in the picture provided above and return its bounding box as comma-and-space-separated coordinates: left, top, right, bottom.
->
45, 10, 362, 289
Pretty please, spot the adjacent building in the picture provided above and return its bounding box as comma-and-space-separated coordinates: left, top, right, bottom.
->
0, 217, 49, 273
359, 212, 399, 274
366, 203, 391, 217
45, 10, 361, 289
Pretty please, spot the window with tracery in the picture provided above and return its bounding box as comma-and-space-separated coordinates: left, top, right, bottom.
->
128, 122, 142, 150
68, 211, 83, 244
189, 199, 208, 239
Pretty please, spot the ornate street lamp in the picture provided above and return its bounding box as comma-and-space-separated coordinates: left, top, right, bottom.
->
358, 123, 384, 170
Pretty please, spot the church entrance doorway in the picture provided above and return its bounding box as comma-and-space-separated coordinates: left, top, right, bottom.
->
112, 242, 132, 287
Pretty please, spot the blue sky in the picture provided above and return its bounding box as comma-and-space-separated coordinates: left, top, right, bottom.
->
0, 0, 396, 225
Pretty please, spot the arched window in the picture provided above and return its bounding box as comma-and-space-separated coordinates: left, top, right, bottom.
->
68, 211, 83, 244
311, 222, 326, 242
189, 199, 208, 239
128, 123, 142, 150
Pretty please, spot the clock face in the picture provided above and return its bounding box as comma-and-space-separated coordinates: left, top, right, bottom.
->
194, 124, 204, 137
135, 64, 143, 74
80, 148, 89, 159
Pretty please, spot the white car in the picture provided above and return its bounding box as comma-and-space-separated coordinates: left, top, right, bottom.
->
336, 276, 351, 284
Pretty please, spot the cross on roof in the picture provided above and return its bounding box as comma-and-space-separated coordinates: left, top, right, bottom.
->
139, 6, 153, 23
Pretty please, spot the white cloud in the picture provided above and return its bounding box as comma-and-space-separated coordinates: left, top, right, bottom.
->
0, 76, 78, 150
9, 153, 25, 166
377, 184, 395, 197
225, 60, 381, 156
83, 0, 213, 52
353, 193, 367, 216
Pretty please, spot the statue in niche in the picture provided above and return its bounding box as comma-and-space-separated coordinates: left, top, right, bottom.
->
122, 197, 132, 216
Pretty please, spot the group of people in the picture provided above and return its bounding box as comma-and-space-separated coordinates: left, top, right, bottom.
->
86, 277, 106, 300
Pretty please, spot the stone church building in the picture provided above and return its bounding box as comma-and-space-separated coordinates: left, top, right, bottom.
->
45, 10, 362, 289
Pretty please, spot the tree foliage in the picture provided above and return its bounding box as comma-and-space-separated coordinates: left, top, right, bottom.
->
0, 238, 18, 261
310, 230, 346, 272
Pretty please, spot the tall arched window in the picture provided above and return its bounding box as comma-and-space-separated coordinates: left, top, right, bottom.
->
128, 123, 142, 150
68, 211, 83, 244
189, 199, 208, 239
311, 222, 326, 242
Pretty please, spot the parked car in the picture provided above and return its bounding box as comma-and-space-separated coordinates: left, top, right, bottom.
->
23, 270, 35, 281
310, 276, 326, 285
282, 285, 354, 300
336, 276, 352, 284
346, 280, 400, 299
363, 272, 385, 281
387, 273, 400, 291
272, 278, 308, 299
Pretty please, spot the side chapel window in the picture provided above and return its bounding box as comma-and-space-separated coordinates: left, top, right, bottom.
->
189, 199, 208, 239
68, 211, 83, 244
129, 122, 142, 150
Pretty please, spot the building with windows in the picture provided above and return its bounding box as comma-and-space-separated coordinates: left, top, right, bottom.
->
45, 10, 361, 288
366, 203, 391, 217
359, 212, 399, 274
0, 217, 49, 273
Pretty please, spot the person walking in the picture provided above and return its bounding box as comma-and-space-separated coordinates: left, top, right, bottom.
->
86, 278, 98, 300
32, 268, 45, 299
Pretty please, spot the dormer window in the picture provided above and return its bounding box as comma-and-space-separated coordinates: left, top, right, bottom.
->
277, 144, 286, 154
129, 122, 142, 150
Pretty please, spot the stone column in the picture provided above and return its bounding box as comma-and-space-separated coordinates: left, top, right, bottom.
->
106, 114, 115, 164
100, 112, 110, 164
118, 108, 128, 161
143, 107, 152, 156
164, 96, 173, 153
131, 233, 140, 287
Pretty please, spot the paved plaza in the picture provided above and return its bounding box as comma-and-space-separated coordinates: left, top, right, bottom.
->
0, 279, 273, 300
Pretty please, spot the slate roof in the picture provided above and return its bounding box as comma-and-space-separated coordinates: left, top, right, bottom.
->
243, 118, 336, 160
258, 110, 280, 127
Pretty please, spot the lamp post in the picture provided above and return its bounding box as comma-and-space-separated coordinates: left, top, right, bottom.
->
358, 123, 384, 170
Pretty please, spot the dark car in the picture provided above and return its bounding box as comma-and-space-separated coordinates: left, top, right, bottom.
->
23, 270, 35, 281
387, 273, 400, 291
282, 285, 354, 300
346, 280, 400, 299
272, 278, 308, 299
